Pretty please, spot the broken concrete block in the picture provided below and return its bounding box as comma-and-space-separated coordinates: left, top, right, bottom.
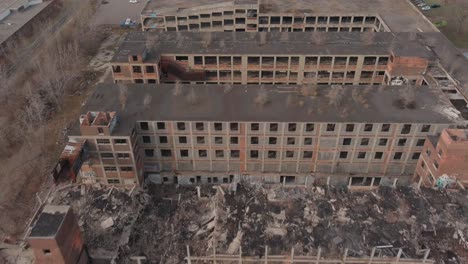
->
101, 217, 114, 230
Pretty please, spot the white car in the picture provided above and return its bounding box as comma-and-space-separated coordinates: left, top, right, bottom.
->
422, 6, 431, 10
129, 0, 138, 3
417, 3, 426, 6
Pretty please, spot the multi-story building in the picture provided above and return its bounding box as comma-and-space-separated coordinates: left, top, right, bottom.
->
413, 129, 468, 188
66, 83, 465, 187
139, 0, 434, 33
110, 32, 431, 86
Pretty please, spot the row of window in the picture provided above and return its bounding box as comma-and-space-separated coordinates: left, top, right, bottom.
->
103, 166, 134, 172
96, 138, 128, 145
144, 148, 421, 161
163, 24, 380, 32
161, 9, 258, 22
100, 153, 131, 159
139, 121, 431, 134
141, 135, 426, 147
258, 26, 381, 33
187, 55, 389, 66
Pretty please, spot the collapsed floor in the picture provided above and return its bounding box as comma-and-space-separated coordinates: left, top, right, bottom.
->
49, 183, 468, 263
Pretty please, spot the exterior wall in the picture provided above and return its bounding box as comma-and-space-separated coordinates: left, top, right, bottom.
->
136, 120, 449, 185
141, 1, 389, 34
112, 54, 390, 85
28, 209, 87, 264
414, 129, 468, 187
387, 54, 429, 85
71, 135, 140, 186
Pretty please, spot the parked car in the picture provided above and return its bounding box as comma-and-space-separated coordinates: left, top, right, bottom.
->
422, 6, 431, 10
417, 3, 426, 7
431, 4, 441, 8
129, 0, 138, 3
120, 18, 138, 28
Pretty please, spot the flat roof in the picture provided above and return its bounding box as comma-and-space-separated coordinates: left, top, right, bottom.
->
0, 1, 52, 45
69, 84, 461, 137
142, 0, 436, 32
111, 31, 431, 63
29, 205, 70, 238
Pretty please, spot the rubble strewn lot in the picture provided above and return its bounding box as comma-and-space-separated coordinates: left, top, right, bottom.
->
50, 183, 468, 263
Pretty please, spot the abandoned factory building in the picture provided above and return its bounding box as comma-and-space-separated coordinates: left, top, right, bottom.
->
64, 83, 466, 188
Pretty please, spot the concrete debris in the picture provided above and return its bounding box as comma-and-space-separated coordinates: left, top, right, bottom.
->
46, 183, 468, 263
100, 217, 114, 230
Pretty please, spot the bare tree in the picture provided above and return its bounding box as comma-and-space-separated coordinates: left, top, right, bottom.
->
143, 94, 152, 109
454, 6, 468, 34
202, 32, 212, 48
311, 32, 325, 45
361, 31, 375, 45
173, 81, 182, 96
259, 31, 267, 46
186, 88, 199, 105
118, 83, 128, 110
255, 86, 270, 106
223, 83, 233, 93
327, 85, 344, 107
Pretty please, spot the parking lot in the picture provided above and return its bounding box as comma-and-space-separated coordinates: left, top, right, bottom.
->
91, 0, 147, 25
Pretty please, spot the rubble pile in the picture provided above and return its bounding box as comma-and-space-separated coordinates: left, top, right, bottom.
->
51, 183, 468, 263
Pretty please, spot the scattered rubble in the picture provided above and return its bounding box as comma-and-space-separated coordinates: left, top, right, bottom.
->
45, 183, 468, 263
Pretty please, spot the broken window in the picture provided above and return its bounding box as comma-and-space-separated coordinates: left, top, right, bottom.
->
140, 122, 149, 130
235, 18, 245, 24
357, 152, 366, 159
250, 150, 259, 158
363, 57, 377, 65
378, 57, 389, 65
317, 16, 328, 24
230, 137, 238, 144
179, 136, 187, 144
230, 123, 238, 131
268, 150, 277, 159
104, 166, 117, 172
145, 149, 154, 157
320, 56, 333, 65
214, 123, 223, 131
306, 16, 316, 24
259, 16, 269, 24
132, 66, 142, 73
153, 122, 163, 130
381, 124, 390, 132
305, 123, 314, 132
224, 19, 234, 25
421, 125, 431, 132
97, 139, 110, 144
231, 150, 240, 158
248, 57, 260, 65
361, 138, 369, 146
412, 152, 421, 160
199, 150, 208, 158
114, 139, 127, 144
142, 136, 151, 144
288, 123, 297, 132
401, 124, 411, 134
340, 151, 348, 159
285, 151, 294, 158
269, 137, 277, 145
215, 137, 223, 144
271, 16, 281, 24
276, 57, 289, 65
327, 124, 335, 131
195, 122, 204, 131
251, 123, 260, 131
282, 16, 292, 24
215, 150, 224, 158
159, 136, 168, 144
303, 151, 313, 158
112, 65, 121, 73
294, 17, 304, 24
364, 124, 373, 132
343, 138, 352, 145
287, 137, 295, 145
251, 137, 259, 144
304, 138, 313, 145
177, 122, 186, 130
394, 152, 403, 160
374, 152, 383, 159
180, 150, 189, 157
101, 153, 114, 159
269, 123, 278, 132
379, 138, 388, 146
346, 124, 354, 132
161, 149, 172, 157
416, 139, 425, 146
196, 136, 205, 144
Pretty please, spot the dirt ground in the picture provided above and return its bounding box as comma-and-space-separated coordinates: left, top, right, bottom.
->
422, 0, 468, 48
31, 183, 467, 264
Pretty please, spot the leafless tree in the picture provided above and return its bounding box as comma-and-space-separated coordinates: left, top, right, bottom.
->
361, 31, 375, 45
143, 94, 152, 109
311, 32, 325, 45
454, 6, 468, 34
202, 32, 212, 48
186, 88, 199, 105
118, 83, 128, 110
223, 83, 233, 93
255, 86, 270, 106
327, 85, 344, 107
259, 31, 267, 46
173, 81, 182, 96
